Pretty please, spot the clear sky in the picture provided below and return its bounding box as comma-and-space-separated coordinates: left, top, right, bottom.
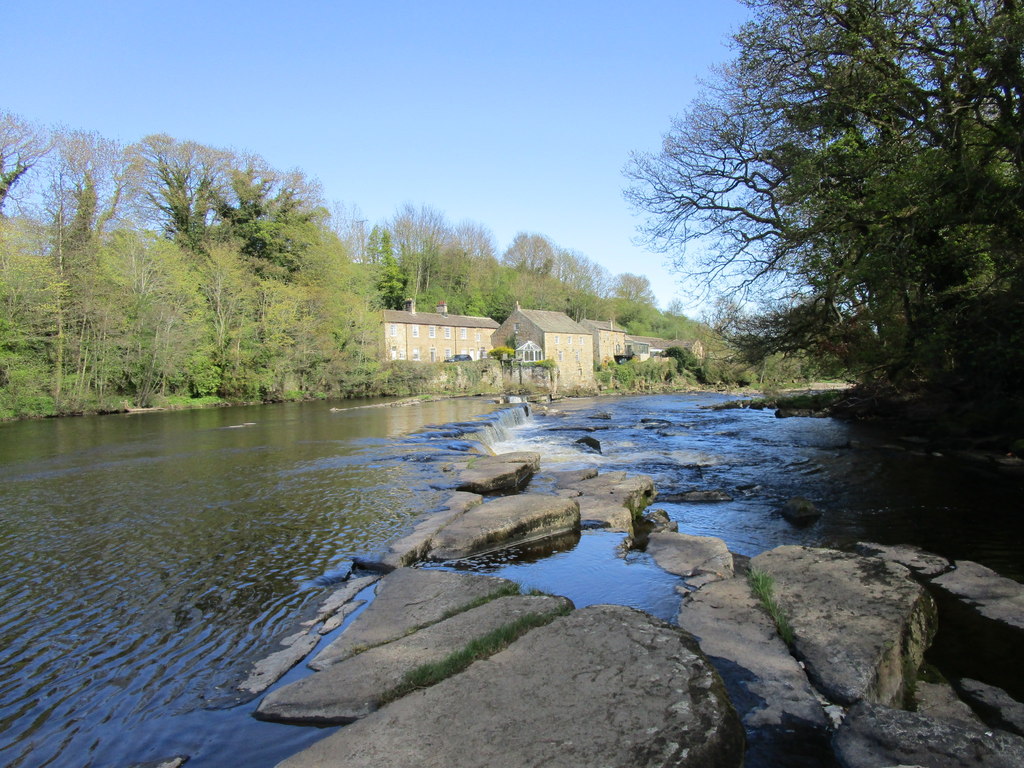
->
5, 0, 750, 313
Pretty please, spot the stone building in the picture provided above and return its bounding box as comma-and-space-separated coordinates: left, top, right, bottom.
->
494, 304, 595, 387
580, 319, 628, 364
624, 334, 705, 362
383, 300, 499, 362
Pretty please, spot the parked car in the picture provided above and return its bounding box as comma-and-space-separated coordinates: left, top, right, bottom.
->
444, 354, 473, 362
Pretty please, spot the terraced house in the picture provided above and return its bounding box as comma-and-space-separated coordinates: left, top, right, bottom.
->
494, 304, 595, 387
383, 300, 499, 362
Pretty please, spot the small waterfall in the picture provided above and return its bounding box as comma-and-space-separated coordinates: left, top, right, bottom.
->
401, 403, 531, 454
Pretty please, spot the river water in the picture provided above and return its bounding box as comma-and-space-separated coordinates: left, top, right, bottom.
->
1, 393, 1021, 767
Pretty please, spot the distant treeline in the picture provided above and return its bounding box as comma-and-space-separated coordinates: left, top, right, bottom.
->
0, 115, 728, 419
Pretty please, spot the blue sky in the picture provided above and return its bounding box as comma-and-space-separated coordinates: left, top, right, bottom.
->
6, 1, 750, 313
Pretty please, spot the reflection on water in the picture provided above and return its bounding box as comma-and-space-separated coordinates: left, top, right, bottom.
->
0, 398, 507, 768
1, 393, 1021, 768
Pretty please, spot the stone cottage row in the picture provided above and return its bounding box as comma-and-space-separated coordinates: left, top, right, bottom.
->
383, 299, 702, 387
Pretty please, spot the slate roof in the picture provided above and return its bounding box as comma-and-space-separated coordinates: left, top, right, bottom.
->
626, 334, 699, 350
517, 309, 592, 335
580, 318, 625, 333
384, 309, 499, 329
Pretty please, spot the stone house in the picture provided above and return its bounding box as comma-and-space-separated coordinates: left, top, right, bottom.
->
624, 334, 705, 362
494, 304, 595, 387
580, 319, 627, 365
383, 300, 499, 362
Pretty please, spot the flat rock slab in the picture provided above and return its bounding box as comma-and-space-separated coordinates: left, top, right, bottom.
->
239, 630, 319, 695
278, 604, 745, 768
257, 594, 572, 724
833, 701, 1024, 768
957, 678, 1024, 736
428, 493, 580, 560
931, 559, 1024, 630
309, 569, 518, 670
853, 541, 952, 578
372, 492, 482, 569
567, 471, 656, 533
647, 532, 734, 587
750, 545, 937, 707
677, 577, 828, 731
454, 451, 540, 493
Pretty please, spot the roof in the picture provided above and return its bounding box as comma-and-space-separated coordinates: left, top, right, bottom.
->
626, 334, 698, 351
580, 318, 625, 333
515, 309, 592, 335
384, 309, 499, 329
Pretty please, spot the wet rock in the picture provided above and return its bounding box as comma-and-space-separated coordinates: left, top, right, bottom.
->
309, 569, 518, 670
749, 546, 937, 707
660, 489, 734, 503
127, 757, 189, 768
779, 496, 821, 526
677, 577, 829, 731
574, 435, 602, 453
913, 681, 983, 727
314, 575, 381, 623
833, 701, 1024, 768
277, 605, 745, 768
369, 493, 482, 569
238, 629, 319, 695
257, 594, 572, 724
956, 678, 1024, 736
563, 470, 656, 533
647, 532, 734, 588
853, 541, 952, 578
427, 493, 580, 561
453, 451, 540, 494
547, 467, 599, 487
931, 560, 1024, 631
642, 508, 678, 533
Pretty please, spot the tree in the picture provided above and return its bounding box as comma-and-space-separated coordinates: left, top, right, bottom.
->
132, 134, 229, 253
0, 112, 52, 215
626, 0, 1024, 396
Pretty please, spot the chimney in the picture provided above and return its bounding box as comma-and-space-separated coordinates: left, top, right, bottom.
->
436, 300, 448, 316
404, 298, 416, 314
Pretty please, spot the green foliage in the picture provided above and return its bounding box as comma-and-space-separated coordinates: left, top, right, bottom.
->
488, 346, 514, 359
627, 0, 1024, 401
748, 569, 794, 646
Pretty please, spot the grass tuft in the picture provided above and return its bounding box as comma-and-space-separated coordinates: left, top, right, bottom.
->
382, 606, 570, 703
748, 568, 795, 646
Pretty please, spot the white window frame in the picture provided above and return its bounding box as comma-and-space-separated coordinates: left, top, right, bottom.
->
412, 325, 419, 338
444, 327, 452, 339
412, 348, 420, 361
460, 327, 467, 340
428, 325, 436, 338
389, 324, 397, 337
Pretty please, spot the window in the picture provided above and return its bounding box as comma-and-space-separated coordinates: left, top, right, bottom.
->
557, 350, 564, 361
444, 327, 452, 339
475, 331, 481, 342
574, 349, 580, 361
513, 322, 521, 333
428, 326, 436, 338
429, 348, 436, 362
579, 336, 584, 346
567, 335, 572, 345
445, 348, 452, 358
479, 347, 485, 359
390, 346, 397, 360
515, 341, 542, 362
460, 328, 467, 340
412, 325, 420, 338
412, 348, 420, 360
554, 335, 560, 344
398, 349, 406, 360
389, 324, 397, 337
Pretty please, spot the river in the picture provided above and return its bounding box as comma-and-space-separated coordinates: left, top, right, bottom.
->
1, 393, 1021, 767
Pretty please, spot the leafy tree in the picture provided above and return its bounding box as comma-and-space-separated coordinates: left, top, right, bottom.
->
626, 0, 1024, 397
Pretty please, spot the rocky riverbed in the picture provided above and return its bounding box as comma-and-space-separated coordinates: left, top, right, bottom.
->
222, 416, 1024, 768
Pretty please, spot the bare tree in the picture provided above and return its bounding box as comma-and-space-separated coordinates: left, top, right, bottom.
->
0, 111, 52, 215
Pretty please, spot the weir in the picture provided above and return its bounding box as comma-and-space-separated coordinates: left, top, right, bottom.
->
402, 403, 531, 454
